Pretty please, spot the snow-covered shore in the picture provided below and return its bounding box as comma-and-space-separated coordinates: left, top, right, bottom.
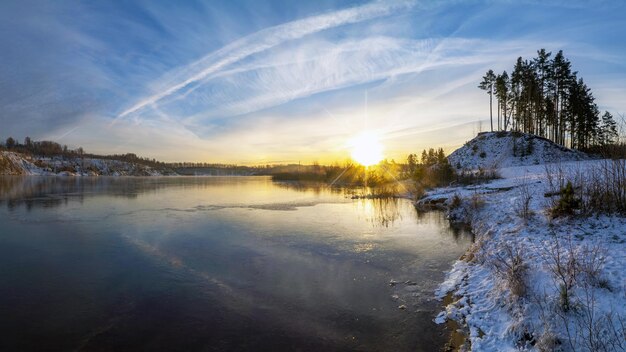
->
0, 151, 174, 176
420, 133, 625, 351
426, 161, 625, 351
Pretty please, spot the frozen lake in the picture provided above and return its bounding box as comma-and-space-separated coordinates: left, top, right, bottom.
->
0, 176, 472, 351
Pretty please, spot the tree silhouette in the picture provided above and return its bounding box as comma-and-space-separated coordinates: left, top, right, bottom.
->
479, 69, 497, 132
480, 48, 612, 151
5, 137, 15, 149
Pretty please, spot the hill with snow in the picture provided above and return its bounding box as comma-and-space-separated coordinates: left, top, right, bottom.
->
448, 131, 590, 171
418, 134, 625, 351
0, 151, 174, 176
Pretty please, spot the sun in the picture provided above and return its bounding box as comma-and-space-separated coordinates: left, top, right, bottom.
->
348, 131, 384, 166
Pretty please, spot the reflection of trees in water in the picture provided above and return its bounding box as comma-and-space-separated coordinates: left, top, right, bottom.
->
354, 198, 403, 228
274, 181, 401, 200
0, 176, 310, 212
276, 182, 472, 239
3, 197, 68, 211
0, 176, 228, 211
0, 177, 87, 211
274, 182, 406, 227
272, 181, 349, 196
414, 210, 474, 242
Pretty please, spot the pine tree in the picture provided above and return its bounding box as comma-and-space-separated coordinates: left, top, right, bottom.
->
5, 137, 15, 149
495, 71, 510, 131
534, 49, 551, 137
510, 57, 525, 132
436, 148, 446, 164
549, 51, 573, 145
407, 153, 417, 175
479, 69, 497, 132
599, 111, 618, 145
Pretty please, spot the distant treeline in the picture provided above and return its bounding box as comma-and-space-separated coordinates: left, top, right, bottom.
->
0, 137, 413, 180
267, 161, 404, 186
479, 48, 620, 150
2, 136, 85, 157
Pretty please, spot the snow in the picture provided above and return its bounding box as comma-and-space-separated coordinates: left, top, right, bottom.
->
448, 131, 589, 171
424, 133, 626, 351
0, 151, 171, 176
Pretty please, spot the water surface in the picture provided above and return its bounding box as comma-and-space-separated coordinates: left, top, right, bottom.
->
0, 176, 472, 351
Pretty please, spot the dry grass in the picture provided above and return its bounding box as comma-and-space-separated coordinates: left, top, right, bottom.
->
470, 192, 485, 211
545, 159, 626, 216
515, 177, 534, 221
492, 243, 528, 299
541, 234, 579, 312
449, 193, 462, 210
582, 159, 626, 214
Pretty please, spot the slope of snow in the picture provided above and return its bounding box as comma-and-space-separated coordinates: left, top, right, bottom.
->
448, 131, 589, 171
424, 156, 626, 351
0, 151, 46, 175
0, 151, 173, 176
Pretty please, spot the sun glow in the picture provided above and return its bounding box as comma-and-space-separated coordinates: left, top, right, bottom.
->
348, 131, 384, 166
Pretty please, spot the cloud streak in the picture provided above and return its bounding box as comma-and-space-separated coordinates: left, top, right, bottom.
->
166, 36, 540, 130
118, 0, 415, 119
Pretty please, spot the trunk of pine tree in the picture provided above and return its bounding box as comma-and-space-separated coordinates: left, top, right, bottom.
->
497, 99, 501, 131
490, 89, 493, 132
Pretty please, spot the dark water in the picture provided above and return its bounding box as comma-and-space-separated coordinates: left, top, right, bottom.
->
0, 176, 472, 351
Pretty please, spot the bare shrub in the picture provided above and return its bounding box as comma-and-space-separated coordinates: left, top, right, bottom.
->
534, 291, 569, 352
449, 193, 462, 210
411, 183, 426, 201
572, 282, 626, 352
544, 162, 567, 198
461, 240, 481, 263
546, 159, 626, 216
470, 192, 485, 212
493, 243, 528, 299
577, 245, 607, 288
541, 235, 578, 312
515, 177, 534, 220
540, 235, 625, 351
535, 330, 562, 352
581, 159, 626, 214
454, 167, 500, 186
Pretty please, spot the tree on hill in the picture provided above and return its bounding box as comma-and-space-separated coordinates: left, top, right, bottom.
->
599, 111, 618, 146
5, 137, 15, 149
479, 69, 496, 132
480, 48, 614, 151
406, 153, 417, 177
495, 71, 510, 131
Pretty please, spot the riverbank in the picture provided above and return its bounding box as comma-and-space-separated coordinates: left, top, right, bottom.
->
419, 160, 626, 351
0, 151, 175, 176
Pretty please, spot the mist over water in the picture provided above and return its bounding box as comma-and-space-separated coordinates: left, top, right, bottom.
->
0, 176, 472, 351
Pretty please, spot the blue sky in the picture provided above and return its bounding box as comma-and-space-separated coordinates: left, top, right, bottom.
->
1, 0, 625, 163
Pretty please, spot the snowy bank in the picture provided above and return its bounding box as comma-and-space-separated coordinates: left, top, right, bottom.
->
422, 133, 625, 351
0, 151, 175, 176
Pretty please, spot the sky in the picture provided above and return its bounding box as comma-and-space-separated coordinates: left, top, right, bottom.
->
1, 0, 625, 164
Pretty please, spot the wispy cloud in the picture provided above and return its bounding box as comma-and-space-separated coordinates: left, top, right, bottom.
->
3, 0, 625, 163
117, 0, 416, 119
165, 35, 541, 130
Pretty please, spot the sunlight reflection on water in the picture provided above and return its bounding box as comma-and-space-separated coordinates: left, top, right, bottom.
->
0, 176, 472, 352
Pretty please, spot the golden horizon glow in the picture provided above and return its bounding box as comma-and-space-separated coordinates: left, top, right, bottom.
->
348, 131, 384, 166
